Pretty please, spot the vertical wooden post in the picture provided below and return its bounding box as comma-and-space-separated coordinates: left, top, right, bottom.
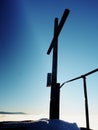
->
49, 18, 60, 119
47, 9, 70, 120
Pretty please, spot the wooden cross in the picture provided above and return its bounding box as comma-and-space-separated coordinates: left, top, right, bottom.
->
47, 9, 70, 119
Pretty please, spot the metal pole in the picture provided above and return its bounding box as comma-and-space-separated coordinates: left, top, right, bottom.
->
83, 76, 90, 130
50, 18, 60, 119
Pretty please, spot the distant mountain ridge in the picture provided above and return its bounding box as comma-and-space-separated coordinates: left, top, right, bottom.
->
0, 111, 26, 114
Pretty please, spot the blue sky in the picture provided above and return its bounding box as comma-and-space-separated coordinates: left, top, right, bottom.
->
0, 0, 98, 128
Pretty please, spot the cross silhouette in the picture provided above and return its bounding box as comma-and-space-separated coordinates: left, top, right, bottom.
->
47, 9, 70, 119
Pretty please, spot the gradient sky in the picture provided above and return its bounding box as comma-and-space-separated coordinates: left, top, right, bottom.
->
0, 0, 98, 128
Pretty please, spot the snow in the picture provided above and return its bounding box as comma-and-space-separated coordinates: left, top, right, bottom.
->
0, 119, 80, 130
34, 119, 80, 130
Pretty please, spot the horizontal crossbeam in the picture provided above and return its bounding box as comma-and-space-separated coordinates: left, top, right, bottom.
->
47, 9, 70, 55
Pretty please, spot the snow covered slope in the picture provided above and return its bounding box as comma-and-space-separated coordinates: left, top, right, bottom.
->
0, 119, 80, 130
